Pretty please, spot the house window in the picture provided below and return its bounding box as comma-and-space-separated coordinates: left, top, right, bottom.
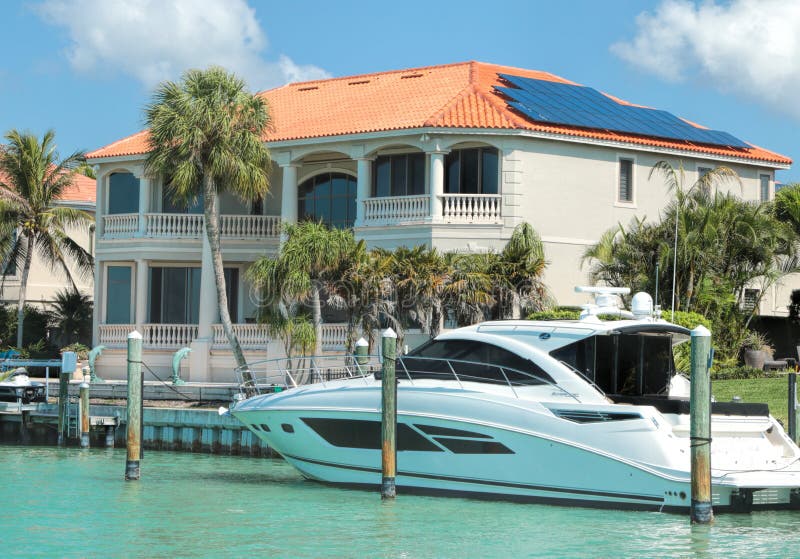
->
108, 172, 140, 214
298, 172, 356, 229
162, 182, 203, 214
106, 266, 132, 324
149, 267, 239, 324
445, 148, 498, 194
618, 159, 634, 203
760, 174, 771, 202
743, 288, 760, 312
373, 153, 425, 197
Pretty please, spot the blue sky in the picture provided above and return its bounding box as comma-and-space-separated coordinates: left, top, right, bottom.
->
0, 0, 797, 183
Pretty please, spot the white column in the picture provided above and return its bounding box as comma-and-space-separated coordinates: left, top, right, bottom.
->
95, 171, 105, 237
280, 164, 299, 225
197, 233, 219, 338
355, 158, 372, 227
138, 176, 150, 236
92, 260, 102, 347
429, 152, 445, 222
134, 259, 148, 330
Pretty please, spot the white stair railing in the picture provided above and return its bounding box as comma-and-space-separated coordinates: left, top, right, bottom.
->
440, 194, 502, 223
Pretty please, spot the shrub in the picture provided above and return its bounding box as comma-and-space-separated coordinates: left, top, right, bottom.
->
711, 365, 782, 380
528, 309, 581, 321
60, 342, 90, 360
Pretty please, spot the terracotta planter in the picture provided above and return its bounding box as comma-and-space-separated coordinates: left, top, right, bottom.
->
743, 349, 766, 370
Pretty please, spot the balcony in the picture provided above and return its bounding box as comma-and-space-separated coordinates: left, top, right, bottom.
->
362, 194, 502, 226
98, 322, 351, 351
102, 213, 281, 240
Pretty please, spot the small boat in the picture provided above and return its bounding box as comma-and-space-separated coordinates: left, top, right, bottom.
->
231, 288, 800, 512
0, 368, 46, 404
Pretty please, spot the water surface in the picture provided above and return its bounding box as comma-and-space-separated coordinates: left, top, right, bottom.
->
2, 446, 799, 558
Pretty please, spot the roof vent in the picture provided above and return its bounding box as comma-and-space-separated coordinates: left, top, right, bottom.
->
348, 80, 370, 85
401, 73, 424, 79
297, 86, 319, 92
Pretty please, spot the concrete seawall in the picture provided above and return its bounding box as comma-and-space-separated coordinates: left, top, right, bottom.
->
0, 402, 274, 457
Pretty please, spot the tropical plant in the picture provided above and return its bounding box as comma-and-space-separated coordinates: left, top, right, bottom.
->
247, 221, 357, 356
0, 129, 94, 347
774, 183, 800, 236
144, 67, 273, 380
392, 245, 451, 337
49, 288, 92, 346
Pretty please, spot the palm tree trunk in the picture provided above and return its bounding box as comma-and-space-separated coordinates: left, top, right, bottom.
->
16, 235, 34, 348
312, 285, 322, 355
202, 177, 253, 389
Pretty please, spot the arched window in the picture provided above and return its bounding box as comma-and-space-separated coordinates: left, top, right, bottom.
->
298, 172, 356, 229
108, 172, 140, 214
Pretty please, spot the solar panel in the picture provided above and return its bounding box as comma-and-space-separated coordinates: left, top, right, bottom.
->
495, 74, 750, 149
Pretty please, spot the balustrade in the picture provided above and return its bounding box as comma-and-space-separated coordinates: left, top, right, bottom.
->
320, 323, 349, 350
212, 324, 269, 349
102, 213, 281, 240
102, 214, 139, 238
145, 213, 204, 237
98, 324, 135, 347
363, 195, 429, 224
441, 194, 502, 223
142, 323, 198, 348
220, 215, 281, 238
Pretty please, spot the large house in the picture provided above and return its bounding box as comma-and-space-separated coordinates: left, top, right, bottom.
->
86, 61, 792, 381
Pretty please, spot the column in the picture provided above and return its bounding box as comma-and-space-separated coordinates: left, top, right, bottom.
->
134, 259, 148, 331
280, 164, 299, 225
429, 151, 445, 222
355, 158, 372, 227
190, 233, 218, 382
92, 260, 102, 347
95, 170, 105, 237
137, 175, 151, 236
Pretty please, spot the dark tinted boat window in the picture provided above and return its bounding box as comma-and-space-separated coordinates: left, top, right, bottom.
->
301, 418, 442, 452
434, 438, 514, 454
404, 340, 553, 385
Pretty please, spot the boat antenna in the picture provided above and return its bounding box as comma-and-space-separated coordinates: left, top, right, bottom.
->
671, 198, 679, 321
654, 261, 659, 309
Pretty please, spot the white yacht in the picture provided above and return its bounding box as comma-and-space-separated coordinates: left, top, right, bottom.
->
231, 289, 800, 512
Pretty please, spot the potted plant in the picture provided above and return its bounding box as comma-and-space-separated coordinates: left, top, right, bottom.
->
741, 331, 773, 370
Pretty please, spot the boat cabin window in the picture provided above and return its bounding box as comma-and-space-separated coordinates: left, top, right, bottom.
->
402, 340, 553, 385
550, 333, 675, 396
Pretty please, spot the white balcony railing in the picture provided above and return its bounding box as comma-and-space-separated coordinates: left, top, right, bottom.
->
145, 213, 204, 237
441, 194, 502, 223
102, 213, 281, 240
320, 323, 349, 350
142, 323, 199, 349
98, 324, 134, 347
212, 323, 270, 349
220, 215, 281, 238
363, 195, 429, 224
103, 214, 139, 238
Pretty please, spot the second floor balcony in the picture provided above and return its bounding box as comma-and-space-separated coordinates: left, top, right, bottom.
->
101, 213, 282, 240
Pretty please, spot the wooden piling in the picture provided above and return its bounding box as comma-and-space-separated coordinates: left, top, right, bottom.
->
79, 381, 90, 448
690, 325, 713, 524
789, 373, 798, 444
57, 370, 69, 446
125, 331, 143, 480
380, 328, 397, 499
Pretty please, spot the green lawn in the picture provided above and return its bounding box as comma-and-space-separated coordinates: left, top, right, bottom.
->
712, 376, 795, 427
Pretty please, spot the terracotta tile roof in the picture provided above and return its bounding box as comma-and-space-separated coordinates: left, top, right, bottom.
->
0, 170, 96, 205
86, 61, 791, 166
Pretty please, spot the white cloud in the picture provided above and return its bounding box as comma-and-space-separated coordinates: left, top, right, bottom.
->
612, 0, 800, 119
35, 0, 330, 90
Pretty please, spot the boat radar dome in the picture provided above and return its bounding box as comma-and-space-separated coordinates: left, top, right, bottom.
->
630, 292, 654, 319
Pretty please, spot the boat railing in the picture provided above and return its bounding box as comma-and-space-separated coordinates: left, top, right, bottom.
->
234, 354, 382, 395
557, 359, 607, 398
395, 356, 581, 402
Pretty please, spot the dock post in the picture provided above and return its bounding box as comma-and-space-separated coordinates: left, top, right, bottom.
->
355, 337, 369, 366
380, 328, 397, 499
789, 373, 798, 444
125, 331, 143, 480
79, 381, 90, 448
57, 369, 69, 446
690, 325, 713, 524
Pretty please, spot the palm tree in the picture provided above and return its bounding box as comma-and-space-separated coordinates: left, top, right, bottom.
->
0, 129, 94, 347
392, 246, 451, 337
49, 288, 93, 346
248, 221, 357, 356
144, 67, 272, 376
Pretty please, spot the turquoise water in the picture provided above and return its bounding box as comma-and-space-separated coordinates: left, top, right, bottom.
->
2, 446, 800, 559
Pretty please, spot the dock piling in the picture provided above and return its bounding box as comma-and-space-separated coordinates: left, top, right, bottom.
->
689, 325, 713, 524
789, 373, 798, 445
125, 331, 143, 480
380, 328, 398, 500
79, 381, 90, 448
355, 337, 369, 366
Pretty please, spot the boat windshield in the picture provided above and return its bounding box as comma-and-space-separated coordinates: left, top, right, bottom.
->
550, 332, 675, 396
